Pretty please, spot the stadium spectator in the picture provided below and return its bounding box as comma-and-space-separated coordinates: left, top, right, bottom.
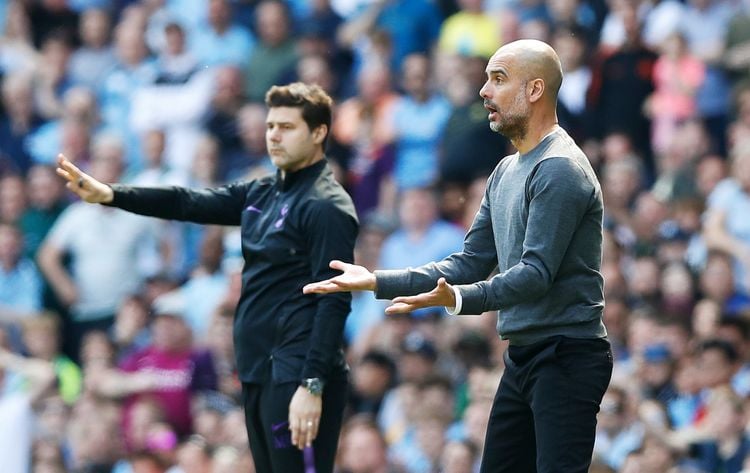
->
0, 223, 43, 322
68, 8, 116, 91
189, 0, 255, 68
245, 0, 298, 102
0, 71, 41, 175
38, 138, 157, 361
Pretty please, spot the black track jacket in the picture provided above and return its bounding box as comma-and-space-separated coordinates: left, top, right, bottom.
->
108, 160, 358, 385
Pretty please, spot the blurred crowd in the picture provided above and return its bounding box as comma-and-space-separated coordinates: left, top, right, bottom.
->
1, 0, 750, 472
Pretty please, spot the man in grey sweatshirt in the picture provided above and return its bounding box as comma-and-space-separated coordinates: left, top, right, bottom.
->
305, 39, 613, 473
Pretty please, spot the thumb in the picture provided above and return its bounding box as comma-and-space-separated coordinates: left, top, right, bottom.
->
437, 277, 448, 289
329, 260, 347, 271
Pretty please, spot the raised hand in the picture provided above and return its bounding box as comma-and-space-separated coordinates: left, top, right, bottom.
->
55, 153, 114, 204
302, 260, 376, 294
385, 278, 456, 315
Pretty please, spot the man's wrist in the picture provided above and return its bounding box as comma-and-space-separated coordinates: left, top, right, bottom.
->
103, 184, 114, 203
301, 377, 324, 396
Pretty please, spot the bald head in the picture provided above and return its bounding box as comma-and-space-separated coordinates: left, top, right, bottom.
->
491, 39, 563, 103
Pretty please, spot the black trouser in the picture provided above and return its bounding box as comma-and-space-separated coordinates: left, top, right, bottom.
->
242, 374, 348, 473
480, 336, 613, 473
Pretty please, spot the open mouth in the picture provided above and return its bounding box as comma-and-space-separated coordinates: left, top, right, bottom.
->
484, 101, 498, 120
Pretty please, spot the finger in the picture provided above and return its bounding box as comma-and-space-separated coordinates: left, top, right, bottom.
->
303, 281, 339, 294
56, 167, 74, 182
290, 418, 299, 448
310, 417, 320, 444
59, 155, 84, 178
329, 260, 348, 271
56, 153, 70, 167
391, 294, 421, 305
385, 302, 415, 315
304, 420, 314, 447
437, 277, 448, 289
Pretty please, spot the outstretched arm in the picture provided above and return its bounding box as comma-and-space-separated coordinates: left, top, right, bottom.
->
304, 188, 498, 303
56, 154, 249, 225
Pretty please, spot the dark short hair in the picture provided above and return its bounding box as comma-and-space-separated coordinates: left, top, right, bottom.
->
698, 338, 739, 363
264, 82, 333, 147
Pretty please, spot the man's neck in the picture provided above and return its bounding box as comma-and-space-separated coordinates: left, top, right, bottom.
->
513, 120, 559, 155
279, 153, 324, 180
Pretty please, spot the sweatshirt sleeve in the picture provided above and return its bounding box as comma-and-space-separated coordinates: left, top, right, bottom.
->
107, 182, 251, 226
300, 199, 359, 382
375, 185, 498, 301
456, 157, 597, 315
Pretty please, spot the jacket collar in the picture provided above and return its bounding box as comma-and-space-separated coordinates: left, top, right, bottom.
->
277, 159, 327, 192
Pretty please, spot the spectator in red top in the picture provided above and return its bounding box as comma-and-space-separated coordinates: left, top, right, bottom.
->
89, 292, 217, 443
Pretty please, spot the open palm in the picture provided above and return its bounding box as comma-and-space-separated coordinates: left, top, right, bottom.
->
303, 260, 376, 294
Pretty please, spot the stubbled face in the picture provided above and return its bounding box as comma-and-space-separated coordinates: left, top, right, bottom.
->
479, 50, 530, 141
265, 106, 323, 172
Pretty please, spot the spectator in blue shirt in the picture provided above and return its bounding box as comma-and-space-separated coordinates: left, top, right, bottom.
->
338, 0, 442, 72
189, 0, 255, 67
0, 223, 42, 322
391, 53, 452, 190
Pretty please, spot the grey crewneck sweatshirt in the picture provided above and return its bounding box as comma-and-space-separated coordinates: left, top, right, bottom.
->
375, 127, 607, 345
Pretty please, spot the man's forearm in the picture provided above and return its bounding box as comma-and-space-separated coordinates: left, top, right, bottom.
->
37, 246, 77, 305
301, 296, 350, 382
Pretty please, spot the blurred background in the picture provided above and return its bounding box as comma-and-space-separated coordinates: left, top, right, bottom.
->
1, 0, 750, 472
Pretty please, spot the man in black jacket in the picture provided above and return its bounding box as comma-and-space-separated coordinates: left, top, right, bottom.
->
56, 82, 359, 473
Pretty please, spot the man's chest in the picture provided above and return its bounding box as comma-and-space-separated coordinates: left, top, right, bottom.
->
240, 188, 308, 262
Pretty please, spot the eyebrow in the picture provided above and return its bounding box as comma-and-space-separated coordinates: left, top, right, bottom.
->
487, 68, 509, 79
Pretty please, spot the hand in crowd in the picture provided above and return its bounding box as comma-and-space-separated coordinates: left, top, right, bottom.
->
56, 280, 79, 308
386, 278, 456, 315
55, 154, 114, 204
288, 386, 322, 449
303, 260, 377, 294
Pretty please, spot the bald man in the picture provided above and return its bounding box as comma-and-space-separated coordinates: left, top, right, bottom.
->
305, 40, 612, 472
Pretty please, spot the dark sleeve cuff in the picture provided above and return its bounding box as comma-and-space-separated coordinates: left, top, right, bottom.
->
102, 183, 127, 207
374, 269, 410, 300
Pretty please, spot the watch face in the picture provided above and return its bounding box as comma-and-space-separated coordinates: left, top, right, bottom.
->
304, 378, 323, 395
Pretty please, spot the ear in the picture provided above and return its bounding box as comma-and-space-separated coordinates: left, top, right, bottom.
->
527, 78, 545, 104
312, 124, 328, 146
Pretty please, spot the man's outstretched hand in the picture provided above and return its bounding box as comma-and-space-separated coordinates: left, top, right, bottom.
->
302, 260, 377, 294
55, 154, 114, 204
385, 278, 456, 315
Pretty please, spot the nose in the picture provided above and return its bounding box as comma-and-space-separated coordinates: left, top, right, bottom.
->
479, 80, 489, 99
267, 127, 281, 142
